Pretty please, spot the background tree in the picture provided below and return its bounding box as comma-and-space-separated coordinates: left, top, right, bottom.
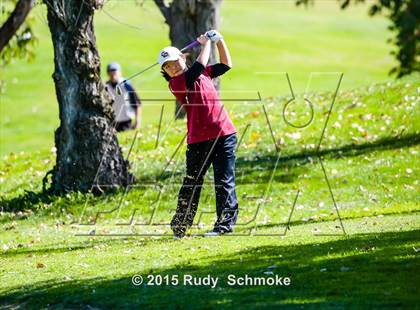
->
154, 0, 223, 118
0, 0, 37, 92
297, 0, 419, 77
43, 0, 133, 193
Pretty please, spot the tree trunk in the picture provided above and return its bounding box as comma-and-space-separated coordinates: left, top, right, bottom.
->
0, 0, 35, 53
43, 0, 133, 194
155, 0, 223, 119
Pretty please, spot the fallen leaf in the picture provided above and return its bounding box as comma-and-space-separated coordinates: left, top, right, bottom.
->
251, 111, 260, 118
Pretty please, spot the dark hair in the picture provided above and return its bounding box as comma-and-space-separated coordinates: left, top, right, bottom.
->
161, 69, 172, 81
160, 54, 189, 82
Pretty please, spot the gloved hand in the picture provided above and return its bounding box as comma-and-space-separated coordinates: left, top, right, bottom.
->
205, 30, 223, 43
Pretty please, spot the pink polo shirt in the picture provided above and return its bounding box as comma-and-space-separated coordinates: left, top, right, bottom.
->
168, 65, 236, 144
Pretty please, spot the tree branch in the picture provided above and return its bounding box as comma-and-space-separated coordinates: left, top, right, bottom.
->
0, 0, 35, 53
153, 0, 171, 24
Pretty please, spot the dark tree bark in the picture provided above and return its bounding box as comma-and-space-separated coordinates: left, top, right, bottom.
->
154, 0, 223, 119
0, 0, 35, 52
43, 0, 133, 193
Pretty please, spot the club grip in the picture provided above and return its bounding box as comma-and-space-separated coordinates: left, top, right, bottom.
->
180, 40, 200, 52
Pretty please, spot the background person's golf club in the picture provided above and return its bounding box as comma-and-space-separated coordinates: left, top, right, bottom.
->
115, 40, 201, 95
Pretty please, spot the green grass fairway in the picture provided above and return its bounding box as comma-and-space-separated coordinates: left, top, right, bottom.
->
1, 0, 396, 155
1, 215, 419, 309
1, 74, 419, 308
1, 0, 419, 308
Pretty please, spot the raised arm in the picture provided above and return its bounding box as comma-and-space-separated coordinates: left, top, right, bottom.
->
196, 34, 211, 66
184, 35, 211, 90
216, 39, 232, 68
203, 30, 233, 78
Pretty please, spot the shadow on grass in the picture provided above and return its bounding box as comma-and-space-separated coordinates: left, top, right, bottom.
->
252, 209, 420, 232
0, 188, 122, 216
1, 229, 419, 309
0, 234, 170, 258
140, 133, 420, 184
0, 190, 57, 215
1, 133, 419, 214
2, 210, 419, 258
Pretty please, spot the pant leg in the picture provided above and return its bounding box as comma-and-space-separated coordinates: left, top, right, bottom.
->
171, 140, 214, 236
212, 133, 239, 232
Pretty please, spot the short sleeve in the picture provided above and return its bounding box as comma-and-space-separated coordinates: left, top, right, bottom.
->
205, 63, 231, 78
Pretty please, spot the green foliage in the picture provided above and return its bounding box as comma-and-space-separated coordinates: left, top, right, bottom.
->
0, 25, 37, 66
0, 0, 38, 92
297, 0, 420, 77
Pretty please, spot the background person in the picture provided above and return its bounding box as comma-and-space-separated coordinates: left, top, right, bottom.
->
105, 62, 142, 132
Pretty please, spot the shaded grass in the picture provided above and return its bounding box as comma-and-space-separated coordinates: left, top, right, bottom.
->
1, 216, 419, 309
4, 131, 417, 212
1, 77, 419, 240
0, 4, 418, 306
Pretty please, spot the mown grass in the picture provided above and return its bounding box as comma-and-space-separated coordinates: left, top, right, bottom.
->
1, 1, 419, 308
0, 0, 396, 155
1, 73, 419, 308
1, 216, 419, 309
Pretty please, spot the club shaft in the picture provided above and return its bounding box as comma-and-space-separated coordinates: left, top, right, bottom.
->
119, 40, 200, 86
121, 62, 159, 85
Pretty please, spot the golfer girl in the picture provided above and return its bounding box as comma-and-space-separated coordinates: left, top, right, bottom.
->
158, 30, 238, 239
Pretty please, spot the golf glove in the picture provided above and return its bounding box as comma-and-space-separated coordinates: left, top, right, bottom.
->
205, 30, 223, 43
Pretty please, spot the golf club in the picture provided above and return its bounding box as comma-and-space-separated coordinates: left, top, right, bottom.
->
115, 40, 201, 95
